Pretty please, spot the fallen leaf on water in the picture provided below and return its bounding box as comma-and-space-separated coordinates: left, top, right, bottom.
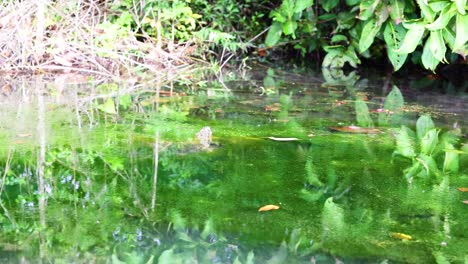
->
329, 126, 381, 134
258, 205, 280, 212
390, 232, 412, 240
463, 201, 468, 204
267, 137, 299, 141
457, 187, 468, 192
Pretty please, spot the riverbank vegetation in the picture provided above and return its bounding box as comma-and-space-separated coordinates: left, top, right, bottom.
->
0, 0, 466, 78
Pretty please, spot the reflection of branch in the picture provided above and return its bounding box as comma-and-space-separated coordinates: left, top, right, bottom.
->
151, 130, 160, 211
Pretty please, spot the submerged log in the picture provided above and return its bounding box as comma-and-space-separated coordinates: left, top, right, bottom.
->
328, 125, 381, 134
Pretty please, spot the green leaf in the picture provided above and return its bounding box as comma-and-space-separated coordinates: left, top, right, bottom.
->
98, 99, 116, 114
394, 126, 416, 158
416, 114, 435, 140
283, 20, 298, 36
321, 0, 340, 12
389, 0, 405, 24
454, 13, 468, 51
442, 28, 456, 50
455, 0, 467, 14
355, 100, 373, 127
426, 4, 457, 31
294, 0, 314, 13
158, 249, 182, 264
416, 0, 436, 22
416, 154, 440, 179
359, 0, 381, 21
443, 143, 459, 173
422, 38, 440, 71
397, 21, 426, 53
384, 22, 408, 71
246, 251, 255, 264
427, 30, 447, 62
420, 129, 439, 155
265, 22, 283, 47
359, 19, 382, 53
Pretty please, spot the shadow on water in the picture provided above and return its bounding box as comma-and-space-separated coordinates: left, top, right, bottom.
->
0, 67, 466, 263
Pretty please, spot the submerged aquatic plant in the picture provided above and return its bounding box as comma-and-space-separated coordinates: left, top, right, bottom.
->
393, 114, 463, 183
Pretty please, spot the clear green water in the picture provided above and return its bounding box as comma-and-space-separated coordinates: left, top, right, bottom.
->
0, 69, 466, 263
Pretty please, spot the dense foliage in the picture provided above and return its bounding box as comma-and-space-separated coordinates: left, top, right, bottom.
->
105, 0, 467, 71
265, 0, 468, 71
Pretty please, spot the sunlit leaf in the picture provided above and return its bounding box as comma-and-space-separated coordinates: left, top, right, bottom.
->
422, 39, 440, 71
442, 28, 456, 50
389, 0, 405, 24
359, 0, 381, 21
420, 129, 439, 155
427, 30, 447, 62
265, 22, 283, 47
384, 22, 408, 71
416, 0, 436, 22
258, 204, 280, 212
394, 126, 416, 158
390, 232, 412, 240
454, 13, 468, 51
283, 20, 298, 36
98, 99, 117, 114
246, 251, 255, 264
455, 0, 467, 14
397, 21, 426, 54
443, 143, 459, 173
426, 4, 457, 30
359, 19, 382, 53
416, 154, 440, 179
267, 137, 299, 141
416, 115, 435, 140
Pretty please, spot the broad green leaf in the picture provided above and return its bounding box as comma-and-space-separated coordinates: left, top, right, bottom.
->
454, 13, 468, 51
331, 34, 348, 44
404, 162, 423, 181
265, 22, 283, 47
359, 0, 381, 21
416, 154, 440, 179
321, 0, 340, 12
283, 20, 298, 36
355, 100, 373, 127
384, 22, 408, 71
422, 39, 440, 71
442, 28, 456, 50
427, 30, 447, 61
420, 129, 439, 155
375, 3, 390, 24
359, 19, 382, 53
416, 114, 435, 139
416, 0, 436, 22
397, 21, 426, 53
443, 143, 459, 173
455, 0, 467, 14
98, 99, 116, 114
389, 0, 405, 24
294, 0, 314, 13
394, 126, 416, 158
428, 1, 450, 12
158, 248, 182, 264
426, 4, 457, 30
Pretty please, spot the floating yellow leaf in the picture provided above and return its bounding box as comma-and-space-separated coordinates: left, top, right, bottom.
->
458, 187, 468, 192
267, 137, 299, 141
258, 205, 280, 212
390, 232, 412, 240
